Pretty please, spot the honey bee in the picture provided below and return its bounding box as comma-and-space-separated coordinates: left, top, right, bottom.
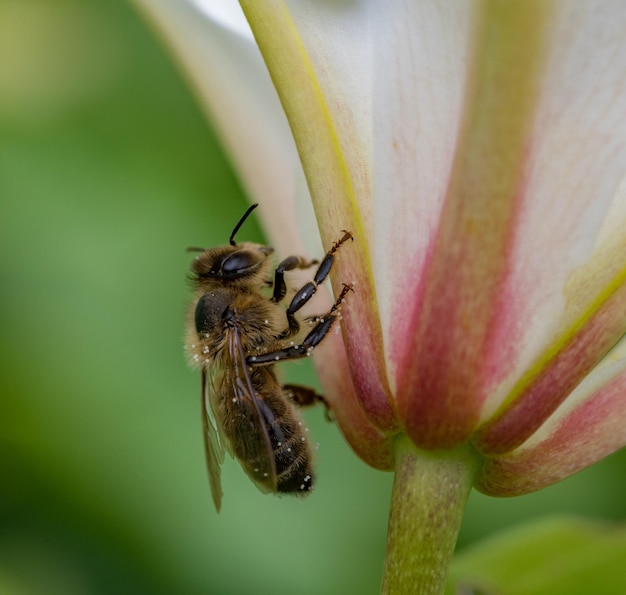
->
185, 203, 353, 512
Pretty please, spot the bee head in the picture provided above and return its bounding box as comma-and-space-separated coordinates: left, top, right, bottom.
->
188, 204, 275, 286
191, 243, 274, 284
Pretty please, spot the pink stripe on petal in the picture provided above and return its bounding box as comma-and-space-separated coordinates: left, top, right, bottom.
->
475, 3, 626, 421
477, 359, 626, 496
476, 266, 626, 455
396, 3, 551, 449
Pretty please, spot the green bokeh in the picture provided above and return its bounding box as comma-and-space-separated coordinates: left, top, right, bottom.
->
1, 1, 624, 593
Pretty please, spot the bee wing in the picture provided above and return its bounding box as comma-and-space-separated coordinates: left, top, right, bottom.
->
222, 325, 278, 494
201, 366, 225, 513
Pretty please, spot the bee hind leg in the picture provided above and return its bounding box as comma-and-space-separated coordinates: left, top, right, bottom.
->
280, 231, 353, 338
283, 384, 333, 421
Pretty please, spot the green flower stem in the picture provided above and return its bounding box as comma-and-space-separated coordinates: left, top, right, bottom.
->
382, 437, 480, 594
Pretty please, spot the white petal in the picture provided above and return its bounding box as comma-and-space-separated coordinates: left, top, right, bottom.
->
369, 2, 474, 375
134, 0, 319, 256
479, 1, 626, 416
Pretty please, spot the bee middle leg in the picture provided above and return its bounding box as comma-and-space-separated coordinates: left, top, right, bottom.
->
247, 283, 353, 366
281, 230, 353, 338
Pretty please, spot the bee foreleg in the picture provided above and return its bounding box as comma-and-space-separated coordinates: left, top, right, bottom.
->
272, 255, 318, 303
247, 283, 353, 366
280, 231, 353, 338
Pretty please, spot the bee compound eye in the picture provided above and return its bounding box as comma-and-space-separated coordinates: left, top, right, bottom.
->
221, 251, 257, 276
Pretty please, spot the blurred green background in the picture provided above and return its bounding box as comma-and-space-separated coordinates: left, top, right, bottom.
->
1, 1, 625, 593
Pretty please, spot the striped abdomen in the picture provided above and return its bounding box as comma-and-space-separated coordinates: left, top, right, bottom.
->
223, 368, 314, 495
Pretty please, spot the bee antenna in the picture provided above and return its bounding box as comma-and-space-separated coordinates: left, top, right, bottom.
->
229, 203, 259, 246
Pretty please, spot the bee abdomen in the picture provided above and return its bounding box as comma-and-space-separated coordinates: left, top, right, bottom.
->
274, 431, 314, 494
264, 397, 314, 494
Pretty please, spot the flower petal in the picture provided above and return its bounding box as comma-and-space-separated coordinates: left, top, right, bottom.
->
472, 3, 626, 454
388, 2, 626, 449
394, 2, 553, 448
475, 194, 626, 454
240, 0, 398, 432
370, 1, 474, 390
476, 339, 626, 496
134, 0, 314, 256
314, 331, 394, 471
